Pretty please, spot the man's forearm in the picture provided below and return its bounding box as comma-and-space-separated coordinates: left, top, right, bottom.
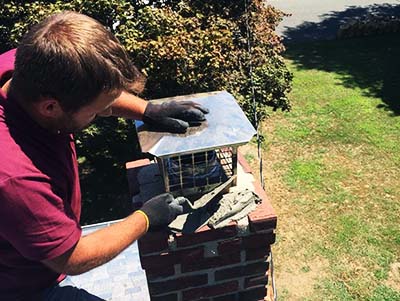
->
42, 211, 147, 275
110, 91, 148, 120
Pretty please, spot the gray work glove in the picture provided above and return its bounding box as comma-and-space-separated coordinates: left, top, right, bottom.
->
142, 101, 209, 133
137, 193, 184, 232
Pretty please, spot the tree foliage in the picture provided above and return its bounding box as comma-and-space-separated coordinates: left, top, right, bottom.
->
0, 0, 292, 223
0, 0, 292, 122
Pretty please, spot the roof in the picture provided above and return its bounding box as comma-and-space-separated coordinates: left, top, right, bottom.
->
69, 221, 150, 300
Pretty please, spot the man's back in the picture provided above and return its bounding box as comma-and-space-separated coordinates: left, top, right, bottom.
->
0, 51, 82, 299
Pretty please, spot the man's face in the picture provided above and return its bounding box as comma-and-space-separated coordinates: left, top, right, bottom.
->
57, 90, 121, 133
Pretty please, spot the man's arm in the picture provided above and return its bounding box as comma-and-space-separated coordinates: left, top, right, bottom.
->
42, 211, 147, 275
42, 193, 183, 275
109, 90, 209, 133
109, 91, 148, 120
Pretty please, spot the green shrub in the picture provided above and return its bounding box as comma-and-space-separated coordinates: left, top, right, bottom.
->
0, 0, 292, 122
0, 0, 292, 223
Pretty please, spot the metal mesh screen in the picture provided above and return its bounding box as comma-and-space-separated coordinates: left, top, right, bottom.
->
157, 147, 237, 196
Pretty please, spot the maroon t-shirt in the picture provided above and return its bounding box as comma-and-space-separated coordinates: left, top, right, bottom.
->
0, 49, 82, 300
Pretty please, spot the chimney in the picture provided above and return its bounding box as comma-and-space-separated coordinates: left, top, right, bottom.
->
127, 91, 277, 301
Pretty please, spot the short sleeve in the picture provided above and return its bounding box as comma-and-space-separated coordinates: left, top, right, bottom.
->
0, 49, 16, 82
0, 174, 82, 261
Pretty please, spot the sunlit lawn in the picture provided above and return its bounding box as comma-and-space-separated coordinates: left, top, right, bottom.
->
244, 34, 400, 300
78, 32, 400, 300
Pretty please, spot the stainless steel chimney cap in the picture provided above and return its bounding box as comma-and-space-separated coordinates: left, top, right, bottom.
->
136, 91, 256, 157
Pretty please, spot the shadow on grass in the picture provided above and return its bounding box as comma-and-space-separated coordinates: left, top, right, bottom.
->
76, 118, 145, 225
283, 5, 400, 116
285, 33, 400, 116
282, 3, 400, 43
283, 4, 400, 116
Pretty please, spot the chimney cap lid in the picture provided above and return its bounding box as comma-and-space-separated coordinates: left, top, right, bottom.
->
136, 91, 256, 157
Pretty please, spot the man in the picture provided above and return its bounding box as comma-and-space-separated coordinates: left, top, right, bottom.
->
0, 11, 208, 300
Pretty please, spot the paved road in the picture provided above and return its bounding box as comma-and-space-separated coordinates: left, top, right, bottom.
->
268, 0, 400, 42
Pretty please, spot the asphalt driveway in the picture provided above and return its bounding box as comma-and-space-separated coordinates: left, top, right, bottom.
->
268, 0, 400, 42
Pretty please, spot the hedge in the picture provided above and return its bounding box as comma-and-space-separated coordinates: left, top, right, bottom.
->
0, 0, 292, 122
0, 0, 292, 223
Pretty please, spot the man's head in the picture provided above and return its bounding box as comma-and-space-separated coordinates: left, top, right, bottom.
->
9, 11, 144, 132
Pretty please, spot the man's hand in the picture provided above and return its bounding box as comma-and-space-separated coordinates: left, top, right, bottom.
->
137, 193, 185, 231
143, 101, 209, 133
42, 194, 184, 275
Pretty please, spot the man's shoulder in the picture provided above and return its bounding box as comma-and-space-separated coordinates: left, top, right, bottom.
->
0, 116, 42, 183
0, 152, 44, 186
0, 49, 15, 85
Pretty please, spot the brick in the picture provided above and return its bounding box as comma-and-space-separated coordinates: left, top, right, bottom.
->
176, 225, 238, 248
145, 265, 175, 280
215, 261, 269, 281
244, 275, 268, 289
238, 151, 277, 234
243, 261, 269, 276
182, 251, 241, 273
242, 232, 275, 249
237, 151, 253, 174
249, 217, 277, 233
246, 247, 271, 261
139, 239, 169, 255
248, 181, 277, 233
151, 292, 178, 301
149, 274, 208, 295
125, 159, 151, 170
138, 230, 170, 255
141, 246, 204, 269
126, 159, 151, 196
238, 286, 266, 301
213, 293, 238, 301
217, 238, 242, 254
140, 230, 170, 242
182, 281, 239, 301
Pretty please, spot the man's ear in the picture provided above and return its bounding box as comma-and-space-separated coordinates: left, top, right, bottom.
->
36, 97, 64, 118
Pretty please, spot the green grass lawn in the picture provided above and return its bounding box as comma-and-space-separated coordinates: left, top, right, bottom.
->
245, 34, 400, 300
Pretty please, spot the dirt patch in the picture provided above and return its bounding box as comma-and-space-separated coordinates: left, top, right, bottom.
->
240, 139, 330, 300
386, 262, 400, 291
276, 258, 329, 300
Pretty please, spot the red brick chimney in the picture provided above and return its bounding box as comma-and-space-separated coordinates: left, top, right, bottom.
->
126, 153, 277, 301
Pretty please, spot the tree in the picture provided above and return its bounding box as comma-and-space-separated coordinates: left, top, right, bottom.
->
0, 0, 292, 223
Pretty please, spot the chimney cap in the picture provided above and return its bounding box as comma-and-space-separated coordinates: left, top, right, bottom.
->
136, 91, 256, 157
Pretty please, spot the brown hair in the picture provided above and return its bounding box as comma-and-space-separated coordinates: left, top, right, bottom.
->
10, 11, 145, 112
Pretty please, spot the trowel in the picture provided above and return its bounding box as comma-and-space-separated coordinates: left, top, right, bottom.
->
169, 175, 236, 233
